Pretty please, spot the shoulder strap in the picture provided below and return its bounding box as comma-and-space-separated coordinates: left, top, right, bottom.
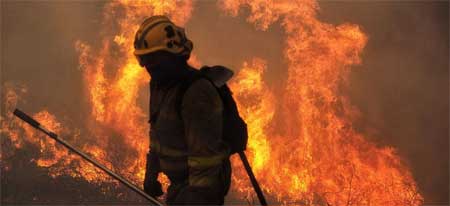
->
175, 65, 232, 117
149, 81, 180, 125
175, 71, 205, 117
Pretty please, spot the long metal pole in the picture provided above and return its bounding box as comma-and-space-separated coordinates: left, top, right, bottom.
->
238, 151, 268, 206
13, 108, 164, 206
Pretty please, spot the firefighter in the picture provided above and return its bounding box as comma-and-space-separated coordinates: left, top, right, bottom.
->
134, 16, 231, 205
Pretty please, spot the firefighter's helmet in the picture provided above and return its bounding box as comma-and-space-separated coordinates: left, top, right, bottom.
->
133, 16, 193, 58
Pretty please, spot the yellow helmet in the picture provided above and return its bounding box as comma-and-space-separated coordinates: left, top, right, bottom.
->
133, 16, 193, 57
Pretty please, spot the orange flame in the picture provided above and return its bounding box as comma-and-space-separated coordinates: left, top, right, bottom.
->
73, 0, 196, 188
1, 0, 423, 205
222, 0, 423, 205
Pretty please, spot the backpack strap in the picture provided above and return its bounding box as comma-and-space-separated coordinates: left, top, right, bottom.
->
149, 80, 179, 125
175, 66, 233, 117
175, 71, 204, 117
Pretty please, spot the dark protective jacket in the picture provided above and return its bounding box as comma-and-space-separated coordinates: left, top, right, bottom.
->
146, 67, 232, 205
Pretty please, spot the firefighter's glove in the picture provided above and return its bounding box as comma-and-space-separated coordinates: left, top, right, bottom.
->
144, 152, 163, 197
144, 179, 163, 197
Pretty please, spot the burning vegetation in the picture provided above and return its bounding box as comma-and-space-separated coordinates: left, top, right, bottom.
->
1, 0, 423, 205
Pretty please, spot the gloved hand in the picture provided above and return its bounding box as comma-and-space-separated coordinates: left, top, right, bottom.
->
144, 179, 164, 197
143, 151, 163, 197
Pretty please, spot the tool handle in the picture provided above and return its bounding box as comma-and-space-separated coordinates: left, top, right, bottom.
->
239, 151, 268, 206
14, 109, 40, 128
13, 108, 164, 206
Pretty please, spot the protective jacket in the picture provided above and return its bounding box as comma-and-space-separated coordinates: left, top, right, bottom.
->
145, 66, 232, 205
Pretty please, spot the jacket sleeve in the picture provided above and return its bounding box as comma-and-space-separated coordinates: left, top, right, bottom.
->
145, 81, 161, 182
181, 78, 230, 188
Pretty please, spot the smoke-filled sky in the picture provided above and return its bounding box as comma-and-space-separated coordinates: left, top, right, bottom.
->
1, 0, 448, 205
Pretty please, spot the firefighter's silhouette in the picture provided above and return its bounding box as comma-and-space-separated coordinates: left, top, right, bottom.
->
134, 16, 233, 205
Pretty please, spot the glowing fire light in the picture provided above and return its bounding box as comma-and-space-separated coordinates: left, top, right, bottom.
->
1, 0, 423, 205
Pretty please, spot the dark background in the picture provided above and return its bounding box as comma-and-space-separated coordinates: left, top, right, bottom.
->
1, 0, 448, 205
